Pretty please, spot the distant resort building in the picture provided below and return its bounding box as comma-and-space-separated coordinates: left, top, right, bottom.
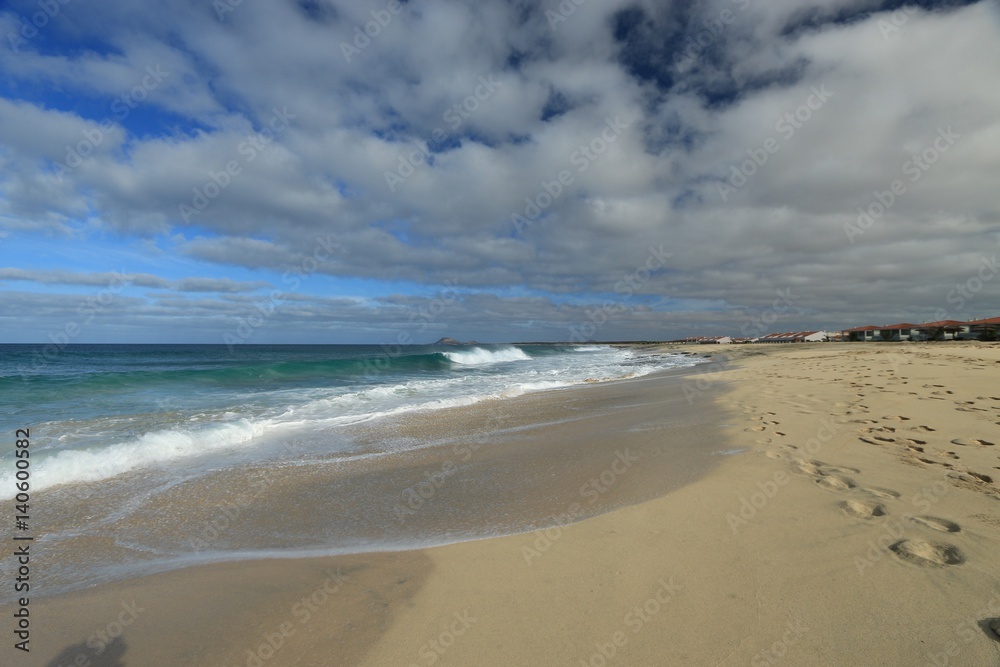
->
676, 315, 1000, 345
683, 336, 734, 344
752, 331, 828, 344
842, 316, 1000, 342
677, 332, 828, 344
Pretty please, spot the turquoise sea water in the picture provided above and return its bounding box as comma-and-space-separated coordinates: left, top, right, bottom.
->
0, 343, 698, 496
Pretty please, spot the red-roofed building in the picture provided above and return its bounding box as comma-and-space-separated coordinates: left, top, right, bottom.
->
966, 316, 1000, 341
753, 331, 828, 343
876, 323, 921, 341
842, 316, 1000, 342
842, 325, 879, 342
913, 320, 971, 341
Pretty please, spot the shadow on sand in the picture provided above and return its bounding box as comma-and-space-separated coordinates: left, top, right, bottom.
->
47, 635, 127, 667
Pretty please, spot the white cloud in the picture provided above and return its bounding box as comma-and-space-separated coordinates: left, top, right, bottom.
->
1, 0, 998, 340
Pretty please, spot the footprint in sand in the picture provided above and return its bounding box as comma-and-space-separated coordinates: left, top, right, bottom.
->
951, 438, 995, 447
947, 471, 997, 487
819, 464, 860, 475
907, 516, 961, 533
860, 486, 901, 500
911, 425, 936, 433
815, 474, 856, 491
883, 415, 911, 422
791, 460, 822, 476
839, 499, 886, 519
916, 457, 946, 467
889, 539, 964, 566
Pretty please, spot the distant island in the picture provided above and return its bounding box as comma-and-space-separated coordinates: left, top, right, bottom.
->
433, 337, 480, 345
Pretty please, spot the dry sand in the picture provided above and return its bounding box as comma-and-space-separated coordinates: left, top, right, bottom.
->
6, 343, 1000, 666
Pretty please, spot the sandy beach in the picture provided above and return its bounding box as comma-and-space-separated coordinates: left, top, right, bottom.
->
6, 343, 1000, 666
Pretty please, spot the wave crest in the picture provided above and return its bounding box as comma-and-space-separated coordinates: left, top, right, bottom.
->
442, 346, 531, 366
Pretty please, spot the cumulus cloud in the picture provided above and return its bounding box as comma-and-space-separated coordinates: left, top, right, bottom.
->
1, 0, 998, 341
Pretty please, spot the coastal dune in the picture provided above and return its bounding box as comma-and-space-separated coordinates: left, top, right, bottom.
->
6, 343, 1000, 665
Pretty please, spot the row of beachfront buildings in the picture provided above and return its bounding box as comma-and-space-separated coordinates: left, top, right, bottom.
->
677, 315, 1000, 344
841, 316, 1000, 342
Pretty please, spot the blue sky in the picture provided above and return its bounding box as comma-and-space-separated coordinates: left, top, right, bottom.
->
1, 0, 998, 343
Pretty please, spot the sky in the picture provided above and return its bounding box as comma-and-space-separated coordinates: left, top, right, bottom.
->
1, 0, 998, 344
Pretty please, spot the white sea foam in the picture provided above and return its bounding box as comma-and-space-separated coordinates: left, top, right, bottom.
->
442, 345, 532, 365
6, 419, 268, 494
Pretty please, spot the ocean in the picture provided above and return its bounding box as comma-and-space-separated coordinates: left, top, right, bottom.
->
0, 343, 703, 597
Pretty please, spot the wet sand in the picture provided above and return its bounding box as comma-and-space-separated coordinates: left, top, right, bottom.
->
2, 361, 727, 665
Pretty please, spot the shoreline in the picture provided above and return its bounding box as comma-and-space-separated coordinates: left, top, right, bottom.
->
1, 358, 729, 665
5, 343, 1000, 665
10, 358, 717, 605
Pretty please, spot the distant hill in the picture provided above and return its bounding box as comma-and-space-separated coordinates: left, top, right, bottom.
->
434, 337, 480, 345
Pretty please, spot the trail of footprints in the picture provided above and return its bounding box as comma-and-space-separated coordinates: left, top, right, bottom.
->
786, 455, 968, 568
855, 416, 999, 485
743, 351, 1000, 569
